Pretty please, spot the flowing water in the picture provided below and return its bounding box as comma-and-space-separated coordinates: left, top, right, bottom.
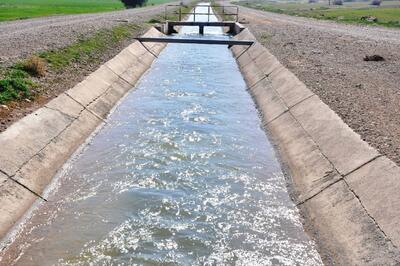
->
0, 5, 322, 266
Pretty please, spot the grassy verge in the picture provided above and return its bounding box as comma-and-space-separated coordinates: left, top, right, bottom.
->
0, 0, 125, 22
0, 0, 179, 22
40, 23, 143, 70
0, 22, 145, 105
236, 0, 400, 28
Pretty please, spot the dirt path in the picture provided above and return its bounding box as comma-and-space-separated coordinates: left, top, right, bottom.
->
0, 3, 177, 63
236, 5, 400, 166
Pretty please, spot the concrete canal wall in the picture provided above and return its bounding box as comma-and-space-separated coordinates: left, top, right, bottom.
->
0, 27, 167, 243
232, 28, 400, 264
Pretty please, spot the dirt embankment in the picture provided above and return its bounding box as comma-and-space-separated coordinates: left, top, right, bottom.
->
236, 6, 400, 166
0, 3, 180, 133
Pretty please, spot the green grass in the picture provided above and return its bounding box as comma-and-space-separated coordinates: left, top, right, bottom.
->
0, 68, 34, 104
0, 0, 179, 22
0, 22, 144, 104
0, 0, 126, 22
237, 0, 400, 28
39, 23, 142, 70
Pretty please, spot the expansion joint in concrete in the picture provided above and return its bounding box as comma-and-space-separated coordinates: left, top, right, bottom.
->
9, 177, 48, 202
138, 41, 158, 58
104, 63, 138, 88
0, 169, 10, 178
64, 92, 107, 124
343, 176, 398, 250
287, 93, 315, 109
296, 177, 344, 206
235, 44, 253, 60
9, 107, 88, 198
247, 75, 268, 91
44, 106, 77, 120
263, 109, 289, 127
342, 154, 382, 177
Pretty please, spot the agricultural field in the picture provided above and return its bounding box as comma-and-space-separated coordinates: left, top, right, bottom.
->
236, 0, 400, 27
0, 0, 175, 22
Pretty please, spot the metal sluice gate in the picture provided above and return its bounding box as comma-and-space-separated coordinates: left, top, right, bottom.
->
134, 5, 253, 47
135, 22, 254, 47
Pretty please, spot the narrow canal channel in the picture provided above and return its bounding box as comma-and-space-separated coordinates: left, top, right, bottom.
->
0, 4, 322, 265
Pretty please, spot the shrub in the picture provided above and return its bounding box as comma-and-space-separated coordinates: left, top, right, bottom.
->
22, 56, 47, 77
120, 0, 147, 8
0, 78, 32, 104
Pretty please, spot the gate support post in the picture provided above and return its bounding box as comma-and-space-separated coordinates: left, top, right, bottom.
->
199, 25, 204, 35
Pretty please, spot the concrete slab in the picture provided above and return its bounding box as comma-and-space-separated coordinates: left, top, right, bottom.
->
141, 27, 166, 55
45, 93, 84, 118
13, 110, 100, 195
0, 177, 37, 239
119, 61, 149, 86
127, 41, 149, 58
268, 112, 340, 202
65, 66, 120, 107
107, 77, 132, 96
237, 51, 253, 68
91, 64, 120, 87
126, 41, 154, 66
0, 172, 7, 183
346, 156, 400, 247
247, 42, 267, 60
87, 82, 126, 119
105, 48, 140, 76
0, 108, 73, 176
231, 29, 255, 56
300, 180, 400, 265
291, 95, 379, 175
254, 52, 283, 76
240, 61, 266, 88
249, 78, 288, 124
268, 67, 314, 107
233, 28, 255, 41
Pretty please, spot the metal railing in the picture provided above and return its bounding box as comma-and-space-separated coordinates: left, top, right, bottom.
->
164, 4, 239, 22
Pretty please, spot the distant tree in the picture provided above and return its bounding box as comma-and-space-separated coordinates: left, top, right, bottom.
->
120, 0, 147, 8
371, 0, 381, 6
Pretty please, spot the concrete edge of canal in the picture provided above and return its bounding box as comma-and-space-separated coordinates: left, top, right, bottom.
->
0, 27, 168, 247
232, 28, 400, 264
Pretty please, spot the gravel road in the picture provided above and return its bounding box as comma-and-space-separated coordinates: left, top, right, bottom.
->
0, 3, 177, 63
236, 5, 400, 166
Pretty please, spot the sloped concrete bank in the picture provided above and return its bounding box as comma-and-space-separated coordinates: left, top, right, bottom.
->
0, 27, 167, 244
231, 28, 400, 265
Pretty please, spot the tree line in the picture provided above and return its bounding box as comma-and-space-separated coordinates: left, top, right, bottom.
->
120, 0, 148, 8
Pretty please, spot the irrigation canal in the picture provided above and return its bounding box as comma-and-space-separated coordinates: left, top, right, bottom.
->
0, 4, 322, 265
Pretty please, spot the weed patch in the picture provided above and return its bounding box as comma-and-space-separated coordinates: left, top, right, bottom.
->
0, 68, 35, 104
21, 56, 47, 77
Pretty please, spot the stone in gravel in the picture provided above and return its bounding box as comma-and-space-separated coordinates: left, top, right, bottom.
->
0, 105, 9, 110
363, 55, 385, 61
